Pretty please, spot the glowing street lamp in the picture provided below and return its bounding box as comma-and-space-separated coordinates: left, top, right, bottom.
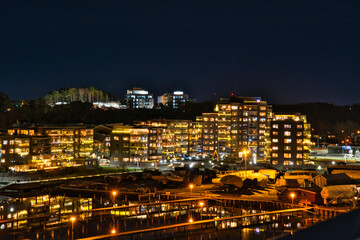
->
290, 193, 296, 208
199, 201, 204, 220
111, 229, 116, 234
189, 218, 194, 223
112, 190, 117, 206
70, 216, 76, 240
189, 184, 194, 197
242, 149, 250, 177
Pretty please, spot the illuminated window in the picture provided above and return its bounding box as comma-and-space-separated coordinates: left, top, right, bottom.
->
272, 139, 278, 143
114, 157, 119, 161
9, 149, 14, 154
114, 136, 119, 141
296, 132, 302, 137
296, 161, 302, 165
284, 161, 292, 165
297, 125, 303, 129
284, 153, 291, 158
272, 131, 278, 135
297, 147, 302, 151
284, 124, 291, 129
1, 159, 5, 163
272, 153, 278, 158
284, 146, 291, 151
284, 131, 291, 136
1, 150, 5, 154
3, 140, 7, 145
272, 146, 278, 150
272, 160, 278, 164
272, 124, 278, 129
297, 139, 302, 143
284, 139, 292, 144
296, 154, 302, 158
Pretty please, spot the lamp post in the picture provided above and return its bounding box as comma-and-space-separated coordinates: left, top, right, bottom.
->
189, 184, 194, 197
199, 201, 204, 220
70, 216, 76, 240
112, 191, 117, 207
290, 193, 296, 208
242, 149, 249, 178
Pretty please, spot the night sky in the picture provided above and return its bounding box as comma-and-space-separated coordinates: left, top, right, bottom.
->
1, 1, 359, 104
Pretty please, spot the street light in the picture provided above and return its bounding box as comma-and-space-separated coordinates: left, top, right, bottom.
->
199, 201, 204, 220
189, 218, 194, 223
290, 193, 296, 208
111, 229, 116, 234
70, 216, 76, 240
242, 149, 249, 178
189, 184, 194, 197
112, 191, 117, 206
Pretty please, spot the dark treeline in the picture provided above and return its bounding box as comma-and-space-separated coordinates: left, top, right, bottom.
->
0, 98, 216, 127
274, 103, 360, 135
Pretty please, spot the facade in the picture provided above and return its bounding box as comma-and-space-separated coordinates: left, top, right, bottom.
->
0, 125, 94, 170
158, 91, 189, 109
201, 113, 219, 157
215, 96, 272, 162
125, 87, 154, 109
270, 113, 311, 166
189, 119, 202, 156
94, 119, 201, 166
136, 119, 193, 159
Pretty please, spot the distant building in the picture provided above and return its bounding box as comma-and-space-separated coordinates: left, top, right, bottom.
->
125, 87, 154, 109
158, 91, 189, 108
270, 113, 312, 166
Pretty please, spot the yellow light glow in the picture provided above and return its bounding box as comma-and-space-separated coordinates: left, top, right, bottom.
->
189, 218, 193, 223
290, 193, 296, 198
199, 201, 204, 207
112, 191, 117, 196
111, 229, 116, 234
189, 184, 194, 189
70, 216, 76, 222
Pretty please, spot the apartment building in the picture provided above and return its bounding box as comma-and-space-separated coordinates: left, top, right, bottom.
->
125, 87, 154, 109
270, 113, 312, 166
0, 125, 94, 170
216, 96, 272, 162
158, 91, 189, 109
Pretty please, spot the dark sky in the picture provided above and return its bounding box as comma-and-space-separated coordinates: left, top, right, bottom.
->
1, 1, 360, 104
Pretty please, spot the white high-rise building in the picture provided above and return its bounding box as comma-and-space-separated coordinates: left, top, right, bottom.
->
158, 91, 189, 109
126, 87, 154, 109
